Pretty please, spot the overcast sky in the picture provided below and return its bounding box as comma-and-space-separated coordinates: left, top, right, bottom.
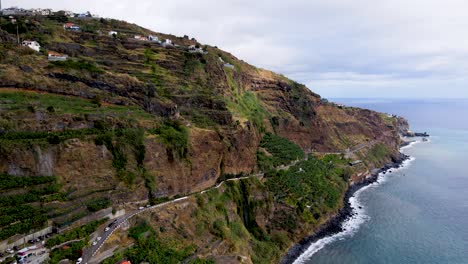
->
5, 0, 468, 98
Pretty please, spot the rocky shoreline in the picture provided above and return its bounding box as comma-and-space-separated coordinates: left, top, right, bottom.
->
280, 152, 410, 264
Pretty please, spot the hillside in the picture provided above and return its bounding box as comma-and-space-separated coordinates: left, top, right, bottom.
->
0, 13, 408, 264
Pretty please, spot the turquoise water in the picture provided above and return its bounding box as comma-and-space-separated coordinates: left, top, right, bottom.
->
295, 99, 468, 264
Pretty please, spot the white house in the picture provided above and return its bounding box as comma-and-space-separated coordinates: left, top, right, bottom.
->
48, 51, 68, 61
162, 39, 173, 47
108, 31, 118, 37
40, 9, 52, 16
148, 35, 159, 42
188, 45, 204, 54
134, 35, 147, 41
21, 40, 41, 52
224, 63, 235, 69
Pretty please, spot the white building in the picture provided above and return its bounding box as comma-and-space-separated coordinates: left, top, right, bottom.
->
2, 7, 22, 15
188, 45, 204, 54
134, 35, 147, 41
224, 63, 235, 69
21, 40, 41, 52
108, 31, 118, 37
48, 51, 68, 61
162, 39, 173, 47
148, 35, 159, 42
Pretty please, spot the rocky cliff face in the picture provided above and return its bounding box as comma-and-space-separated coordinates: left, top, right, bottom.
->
0, 14, 408, 261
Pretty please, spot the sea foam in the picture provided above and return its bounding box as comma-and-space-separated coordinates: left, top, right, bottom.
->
292, 143, 419, 264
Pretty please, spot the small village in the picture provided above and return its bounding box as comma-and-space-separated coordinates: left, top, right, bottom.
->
0, 6, 241, 68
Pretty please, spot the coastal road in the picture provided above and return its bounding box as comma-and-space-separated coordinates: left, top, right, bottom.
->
82, 137, 384, 263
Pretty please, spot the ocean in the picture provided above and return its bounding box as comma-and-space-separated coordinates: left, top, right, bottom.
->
293, 99, 468, 264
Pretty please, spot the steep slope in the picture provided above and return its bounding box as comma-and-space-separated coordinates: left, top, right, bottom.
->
0, 13, 408, 263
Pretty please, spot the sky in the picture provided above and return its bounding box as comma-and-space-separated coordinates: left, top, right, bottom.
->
4, 0, 468, 98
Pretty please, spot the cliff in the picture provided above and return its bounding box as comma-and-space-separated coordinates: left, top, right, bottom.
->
0, 13, 409, 263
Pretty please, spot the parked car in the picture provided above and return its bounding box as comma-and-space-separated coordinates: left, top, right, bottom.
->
92, 241, 97, 246
6, 249, 14, 254
0, 252, 4, 257
76, 257, 83, 264
138, 206, 144, 210
97, 237, 102, 241
12, 246, 18, 251
104, 227, 110, 232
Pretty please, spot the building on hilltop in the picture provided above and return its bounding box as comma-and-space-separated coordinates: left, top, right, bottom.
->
31, 8, 52, 16
2, 7, 24, 16
21, 40, 41, 52
162, 39, 173, 47
188, 45, 204, 54
148, 35, 159, 42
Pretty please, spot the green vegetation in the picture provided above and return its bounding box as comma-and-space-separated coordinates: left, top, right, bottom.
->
151, 120, 189, 160
0, 174, 55, 191
95, 128, 146, 185
0, 175, 66, 240
128, 221, 151, 240
49, 241, 86, 264
0, 183, 62, 206
0, 91, 154, 120
0, 205, 47, 240
192, 178, 285, 263
49, 60, 104, 74
257, 133, 305, 171
45, 219, 107, 248
226, 91, 270, 130
86, 198, 111, 212
365, 143, 391, 165
103, 224, 196, 264
266, 154, 348, 224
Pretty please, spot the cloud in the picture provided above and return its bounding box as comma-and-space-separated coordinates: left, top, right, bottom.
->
5, 0, 468, 98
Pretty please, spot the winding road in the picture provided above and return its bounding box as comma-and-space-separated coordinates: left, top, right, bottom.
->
80, 137, 383, 263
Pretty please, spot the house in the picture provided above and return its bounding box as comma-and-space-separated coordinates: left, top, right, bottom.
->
63, 23, 80, 31
224, 63, 235, 69
31, 8, 52, 16
161, 39, 173, 47
77, 11, 92, 18
40, 9, 52, 16
48, 51, 68, 61
188, 45, 204, 54
148, 35, 159, 42
21, 40, 41, 52
134, 35, 147, 41
2, 7, 23, 15
108, 31, 118, 37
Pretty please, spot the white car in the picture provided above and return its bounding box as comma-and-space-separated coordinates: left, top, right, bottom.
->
97, 237, 102, 241
138, 206, 144, 210
92, 241, 97, 246
76, 257, 83, 264
104, 227, 110, 232
6, 249, 14, 254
